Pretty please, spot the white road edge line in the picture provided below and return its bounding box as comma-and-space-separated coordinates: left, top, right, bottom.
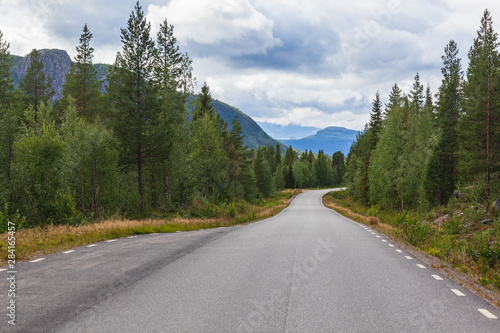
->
30, 258, 45, 263
478, 309, 497, 319
0, 268, 7, 272
451, 289, 465, 296
432, 275, 443, 280
87, 244, 97, 247
63, 250, 75, 254
417, 264, 426, 269
106, 239, 118, 243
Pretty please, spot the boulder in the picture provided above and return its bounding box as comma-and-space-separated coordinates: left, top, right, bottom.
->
492, 197, 500, 211
452, 190, 463, 200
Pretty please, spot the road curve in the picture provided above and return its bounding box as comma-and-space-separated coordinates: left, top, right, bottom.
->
2, 189, 499, 332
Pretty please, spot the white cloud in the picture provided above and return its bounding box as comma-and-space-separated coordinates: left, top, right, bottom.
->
146, 0, 282, 55
3, 0, 500, 134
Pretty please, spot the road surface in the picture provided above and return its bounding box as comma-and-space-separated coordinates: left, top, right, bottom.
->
1, 189, 499, 332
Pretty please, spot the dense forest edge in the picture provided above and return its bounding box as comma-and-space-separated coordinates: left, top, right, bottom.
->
0, 1, 344, 261
334, 9, 500, 297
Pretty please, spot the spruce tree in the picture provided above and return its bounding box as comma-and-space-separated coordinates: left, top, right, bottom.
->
425, 40, 463, 206
368, 84, 405, 208
194, 82, 216, 120
359, 92, 383, 204
62, 24, 103, 121
462, 9, 500, 215
19, 49, 55, 123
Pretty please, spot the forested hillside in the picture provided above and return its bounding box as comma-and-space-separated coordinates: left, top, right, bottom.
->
8, 50, 280, 150
345, 9, 500, 215
0, 2, 344, 229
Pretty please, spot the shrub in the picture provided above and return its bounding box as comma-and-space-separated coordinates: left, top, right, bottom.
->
395, 211, 432, 247
367, 216, 380, 225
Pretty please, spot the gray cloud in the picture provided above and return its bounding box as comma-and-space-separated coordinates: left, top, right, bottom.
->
1, 0, 500, 136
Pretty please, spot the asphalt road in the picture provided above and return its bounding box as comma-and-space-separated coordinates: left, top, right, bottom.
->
1, 189, 500, 332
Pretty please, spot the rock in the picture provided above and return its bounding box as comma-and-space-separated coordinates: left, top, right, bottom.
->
479, 219, 493, 225
452, 190, 463, 200
492, 198, 500, 211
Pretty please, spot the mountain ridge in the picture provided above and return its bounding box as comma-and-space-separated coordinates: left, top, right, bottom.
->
280, 126, 358, 156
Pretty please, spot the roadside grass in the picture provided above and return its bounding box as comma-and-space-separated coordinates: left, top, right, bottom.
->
0, 189, 301, 266
323, 189, 500, 309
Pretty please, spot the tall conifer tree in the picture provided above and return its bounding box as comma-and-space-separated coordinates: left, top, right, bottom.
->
19, 49, 55, 123
62, 24, 102, 121
425, 40, 463, 206
107, 1, 158, 213
462, 9, 500, 215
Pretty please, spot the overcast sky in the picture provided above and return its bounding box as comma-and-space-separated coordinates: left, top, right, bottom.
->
1, 0, 500, 138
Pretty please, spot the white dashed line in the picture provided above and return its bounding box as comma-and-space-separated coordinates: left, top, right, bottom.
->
451, 289, 465, 296
381, 240, 387, 242
0, 268, 7, 272
405, 256, 413, 260
87, 244, 97, 248
63, 250, 75, 254
478, 309, 497, 319
417, 264, 426, 269
432, 275, 443, 280
388, 244, 394, 247
376, 236, 381, 238
30, 258, 45, 263
396, 249, 403, 253
106, 239, 118, 243
371, 232, 376, 235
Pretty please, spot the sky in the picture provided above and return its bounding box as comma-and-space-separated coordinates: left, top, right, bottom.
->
1, 0, 500, 139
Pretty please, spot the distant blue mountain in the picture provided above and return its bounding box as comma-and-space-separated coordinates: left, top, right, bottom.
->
280, 126, 358, 156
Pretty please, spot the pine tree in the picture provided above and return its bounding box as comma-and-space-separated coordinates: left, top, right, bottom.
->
0, 30, 13, 105
62, 24, 103, 121
425, 40, 463, 206
19, 49, 55, 123
152, 17, 194, 209
107, 1, 159, 213
461, 9, 500, 215
154, 19, 195, 93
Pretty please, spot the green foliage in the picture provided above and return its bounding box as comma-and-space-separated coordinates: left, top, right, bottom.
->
61, 24, 104, 122
0, 203, 26, 234
61, 99, 119, 219
19, 49, 55, 119
394, 211, 431, 247
0, 30, 13, 105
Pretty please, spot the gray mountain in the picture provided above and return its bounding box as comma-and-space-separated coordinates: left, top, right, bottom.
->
280, 126, 358, 156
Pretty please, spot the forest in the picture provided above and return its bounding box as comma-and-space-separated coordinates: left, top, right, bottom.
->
345, 9, 500, 216
0, 2, 343, 229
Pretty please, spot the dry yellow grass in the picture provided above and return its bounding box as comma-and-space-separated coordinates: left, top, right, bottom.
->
322, 195, 394, 235
0, 192, 298, 266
